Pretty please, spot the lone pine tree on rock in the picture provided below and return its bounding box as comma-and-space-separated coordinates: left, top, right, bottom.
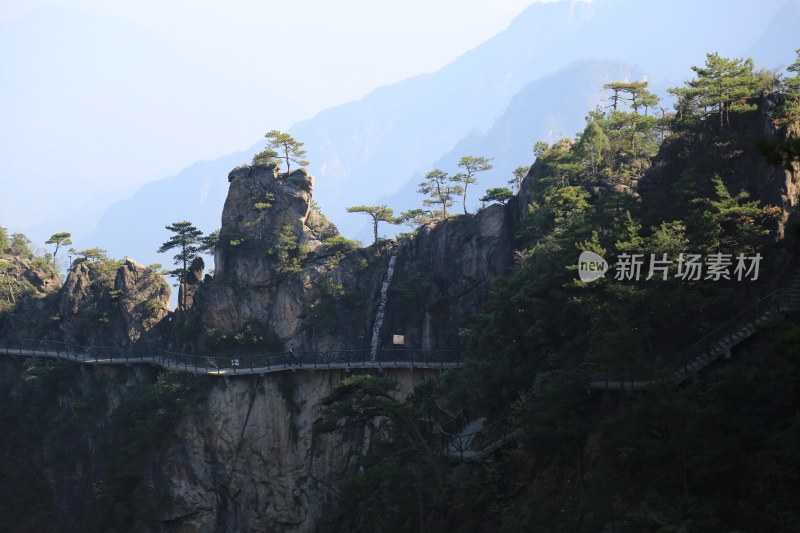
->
253, 130, 309, 173
452, 155, 493, 214
346, 205, 398, 244
418, 169, 462, 221
480, 187, 514, 206
46, 231, 72, 269
158, 221, 204, 311
509, 165, 529, 193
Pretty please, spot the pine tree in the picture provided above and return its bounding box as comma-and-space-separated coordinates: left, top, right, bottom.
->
399, 209, 438, 228
0, 259, 15, 304
69, 247, 108, 263
158, 221, 204, 310
680, 53, 760, 127
252, 148, 278, 166
781, 49, 800, 122
603, 80, 659, 116
603, 81, 648, 111
45, 232, 72, 268
509, 166, 529, 192
576, 121, 611, 174
346, 205, 397, 244
452, 155, 493, 214
630, 84, 659, 115
480, 187, 514, 205
0, 226, 9, 253
256, 130, 309, 173
9, 233, 30, 258
198, 230, 219, 255
417, 170, 462, 221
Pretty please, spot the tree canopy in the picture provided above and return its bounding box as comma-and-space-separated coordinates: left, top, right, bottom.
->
509, 165, 529, 192
254, 130, 309, 173
603, 80, 647, 110
399, 208, 438, 228
417, 169, 462, 221
9, 233, 30, 258
672, 52, 761, 128
346, 205, 397, 245
68, 247, 109, 263
45, 232, 72, 269
452, 155, 493, 214
576, 121, 611, 174
781, 48, 800, 122
157, 221, 204, 310
480, 187, 514, 205
0, 226, 9, 253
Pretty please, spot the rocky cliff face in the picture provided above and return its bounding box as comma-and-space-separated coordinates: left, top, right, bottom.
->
0, 355, 437, 532
149, 367, 436, 532
1, 158, 520, 532
380, 204, 515, 350
58, 258, 171, 346
197, 162, 350, 349
178, 256, 205, 312
194, 162, 516, 353
0, 254, 61, 338
637, 95, 800, 240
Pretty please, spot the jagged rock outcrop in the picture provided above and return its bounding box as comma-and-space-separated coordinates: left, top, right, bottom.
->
58, 261, 96, 341
638, 96, 800, 239
198, 162, 344, 347
59, 258, 171, 346
0, 254, 61, 338
177, 256, 204, 311
195, 161, 516, 353
114, 258, 172, 342
1, 255, 61, 295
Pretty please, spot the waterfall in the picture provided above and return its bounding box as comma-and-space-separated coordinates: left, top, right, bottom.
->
370, 255, 397, 361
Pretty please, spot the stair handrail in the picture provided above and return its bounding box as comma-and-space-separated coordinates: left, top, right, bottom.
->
577, 288, 800, 387
664, 288, 800, 373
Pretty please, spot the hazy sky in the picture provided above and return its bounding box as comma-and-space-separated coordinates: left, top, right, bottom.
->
2, 0, 559, 131
2, 0, 590, 238
0, 0, 792, 261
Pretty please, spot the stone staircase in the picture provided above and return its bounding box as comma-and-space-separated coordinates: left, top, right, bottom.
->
442, 288, 800, 459
588, 288, 800, 391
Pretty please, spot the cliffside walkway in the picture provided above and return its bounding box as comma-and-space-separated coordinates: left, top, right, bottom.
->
441, 407, 523, 461
0, 339, 461, 376
582, 288, 800, 391
442, 288, 800, 459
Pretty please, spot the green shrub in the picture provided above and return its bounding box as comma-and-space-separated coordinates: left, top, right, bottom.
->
141, 298, 162, 319
323, 235, 361, 253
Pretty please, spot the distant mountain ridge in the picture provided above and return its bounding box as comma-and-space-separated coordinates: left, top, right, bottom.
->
379, 59, 646, 225
83, 0, 794, 264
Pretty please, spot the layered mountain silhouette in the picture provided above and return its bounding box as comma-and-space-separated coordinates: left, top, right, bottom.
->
81, 0, 795, 263
0, 6, 258, 237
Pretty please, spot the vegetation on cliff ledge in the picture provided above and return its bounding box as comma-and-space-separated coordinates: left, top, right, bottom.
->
321, 51, 800, 532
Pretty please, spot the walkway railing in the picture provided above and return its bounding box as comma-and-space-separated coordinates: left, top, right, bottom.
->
440, 407, 521, 461
583, 288, 800, 390
443, 288, 800, 458
0, 338, 461, 376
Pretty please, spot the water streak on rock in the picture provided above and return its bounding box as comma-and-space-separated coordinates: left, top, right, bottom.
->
370, 255, 397, 360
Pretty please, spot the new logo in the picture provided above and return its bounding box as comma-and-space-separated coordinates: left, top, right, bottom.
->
578, 251, 608, 282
